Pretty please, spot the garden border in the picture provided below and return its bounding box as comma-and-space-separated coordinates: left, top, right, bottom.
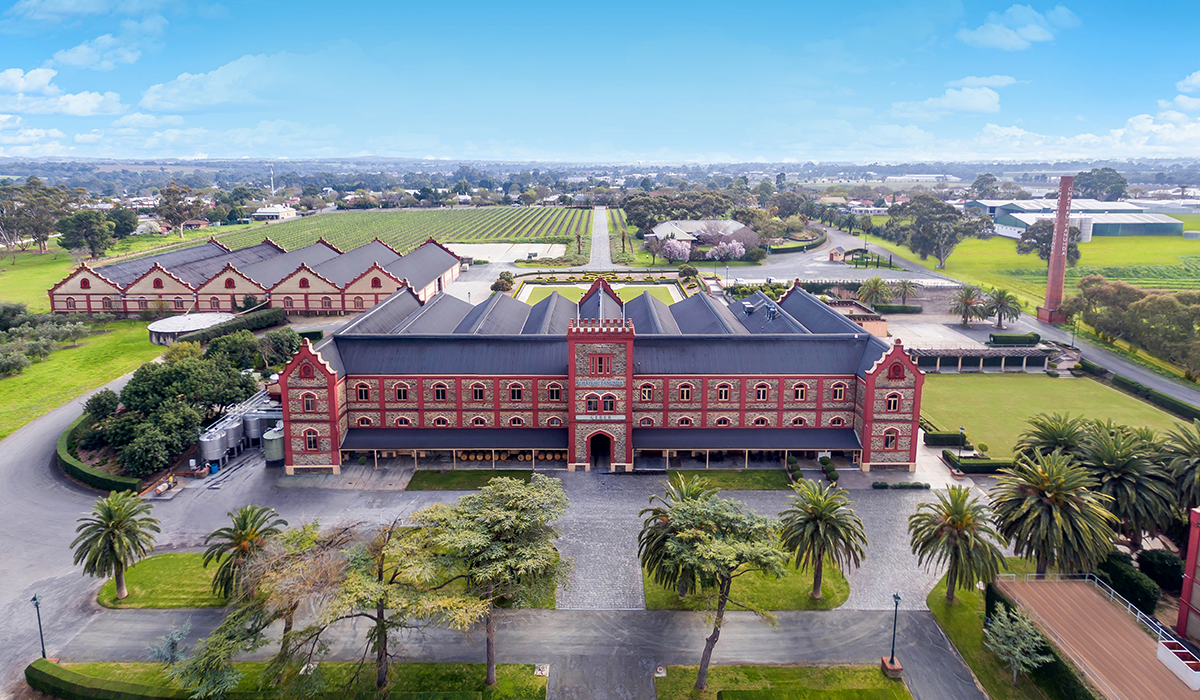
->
57, 413, 140, 493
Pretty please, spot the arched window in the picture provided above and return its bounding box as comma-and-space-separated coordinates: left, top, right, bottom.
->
395, 417, 410, 427
716, 417, 731, 426
138, 298, 148, 309
888, 363, 906, 380
678, 384, 693, 402
547, 383, 562, 401
356, 384, 370, 401
370, 277, 382, 288
717, 384, 731, 401
678, 417, 693, 427
792, 416, 806, 426
472, 416, 486, 426
284, 296, 294, 308
302, 393, 315, 412
224, 278, 236, 289
755, 383, 769, 401
299, 278, 310, 288
304, 430, 319, 450
640, 384, 653, 401
358, 417, 371, 427
509, 384, 523, 401
320, 296, 332, 308
102, 297, 112, 309
793, 384, 807, 401
831, 383, 846, 401
831, 417, 845, 427
173, 297, 184, 309
80, 278, 91, 289
639, 417, 653, 426
210, 297, 220, 309
434, 416, 449, 426
472, 383, 486, 401
753, 416, 768, 426
394, 383, 409, 401
886, 393, 901, 412
586, 395, 599, 412
884, 429, 899, 450
354, 297, 364, 309
299, 364, 314, 378
509, 417, 524, 426
433, 383, 447, 401
601, 394, 615, 412
65, 297, 76, 309
548, 417, 562, 427
152, 278, 164, 289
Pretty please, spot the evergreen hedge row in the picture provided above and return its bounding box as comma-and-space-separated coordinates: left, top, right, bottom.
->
941, 450, 1013, 474
177, 308, 288, 344
1096, 551, 1161, 616
57, 413, 141, 493
298, 330, 324, 343
1110, 374, 1200, 421
873, 303, 923, 314
923, 431, 966, 447
1076, 358, 1107, 377
988, 332, 1041, 346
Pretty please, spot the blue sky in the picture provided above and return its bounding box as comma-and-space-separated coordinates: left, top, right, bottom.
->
0, 0, 1198, 163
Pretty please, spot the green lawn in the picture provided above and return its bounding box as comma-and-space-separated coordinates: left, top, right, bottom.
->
921, 374, 1183, 458
406, 469, 532, 490
643, 559, 849, 611
655, 664, 911, 700
1172, 213, 1200, 231
0, 320, 162, 439
97, 553, 226, 609
523, 285, 676, 305
63, 662, 546, 699
0, 251, 77, 312
666, 469, 794, 490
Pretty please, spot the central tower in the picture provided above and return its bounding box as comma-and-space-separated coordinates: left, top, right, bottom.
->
566, 317, 635, 471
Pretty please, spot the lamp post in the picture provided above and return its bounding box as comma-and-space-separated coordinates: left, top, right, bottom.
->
1070, 318, 1078, 349
889, 592, 901, 665
958, 427, 965, 459
725, 263, 729, 287
31, 594, 45, 659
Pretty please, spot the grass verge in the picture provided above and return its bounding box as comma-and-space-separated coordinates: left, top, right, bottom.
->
654, 664, 911, 700
63, 661, 546, 698
522, 284, 675, 305
0, 320, 162, 439
666, 469, 794, 490
406, 469, 533, 490
97, 553, 226, 609
643, 559, 849, 611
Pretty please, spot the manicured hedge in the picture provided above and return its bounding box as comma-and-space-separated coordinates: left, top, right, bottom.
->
941, 450, 1013, 474
985, 585, 1101, 700
924, 431, 966, 447
1138, 549, 1184, 594
1110, 374, 1200, 421
1096, 551, 1160, 616
177, 308, 288, 344
719, 692, 897, 699
58, 413, 141, 493
1077, 358, 1107, 377
873, 303, 923, 314
24, 659, 483, 700
988, 332, 1040, 346
298, 330, 324, 343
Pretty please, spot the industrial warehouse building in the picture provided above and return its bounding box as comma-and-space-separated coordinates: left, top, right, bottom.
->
279, 278, 924, 475
48, 237, 461, 315
964, 198, 1185, 238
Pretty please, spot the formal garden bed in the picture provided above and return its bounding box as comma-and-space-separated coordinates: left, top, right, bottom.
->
643, 558, 849, 611
654, 664, 910, 700
96, 553, 225, 609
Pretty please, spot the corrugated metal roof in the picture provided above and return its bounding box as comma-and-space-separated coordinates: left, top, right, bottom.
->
578, 282, 624, 320
777, 289, 866, 335
333, 335, 569, 375
729, 291, 810, 334
522, 292, 577, 335
311, 240, 401, 285
95, 241, 230, 288
669, 293, 749, 335
624, 294, 681, 334
332, 287, 422, 335
383, 242, 460, 290
1008, 212, 1183, 225
341, 427, 568, 450
631, 427, 862, 450
166, 242, 286, 287
394, 293, 473, 334
632, 334, 874, 375
240, 241, 342, 287
454, 293, 531, 334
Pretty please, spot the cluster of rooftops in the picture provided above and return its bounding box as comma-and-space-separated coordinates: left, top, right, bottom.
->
311, 278, 894, 379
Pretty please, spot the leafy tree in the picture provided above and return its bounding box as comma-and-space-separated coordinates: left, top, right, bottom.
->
643, 237, 665, 265
106, 205, 139, 239
908, 486, 1006, 602
705, 241, 744, 261
1074, 167, 1128, 201
768, 191, 804, 218
162, 340, 203, 365
92, 311, 115, 331
856, 277, 893, 308
949, 285, 988, 327
1076, 422, 1174, 549
414, 475, 569, 687
662, 238, 691, 262
1016, 413, 1089, 458
205, 330, 260, 369
0, 351, 30, 376
55, 210, 117, 259
203, 505, 288, 598
1016, 220, 1081, 267
677, 264, 698, 280
1166, 421, 1200, 512
5, 176, 82, 253
885, 194, 992, 269
985, 605, 1053, 686
152, 398, 203, 456
154, 181, 205, 238
259, 328, 302, 366
986, 288, 1022, 329
169, 605, 268, 699
71, 491, 160, 600
120, 424, 172, 476
638, 478, 786, 690
778, 480, 867, 599
490, 277, 513, 292
969, 173, 1000, 199
85, 388, 120, 420
892, 280, 918, 305
990, 451, 1116, 575
147, 619, 192, 668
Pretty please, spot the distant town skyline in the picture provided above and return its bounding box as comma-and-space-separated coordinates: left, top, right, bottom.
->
1, 1, 1198, 162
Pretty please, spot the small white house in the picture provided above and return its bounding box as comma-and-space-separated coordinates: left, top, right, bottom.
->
251, 205, 298, 221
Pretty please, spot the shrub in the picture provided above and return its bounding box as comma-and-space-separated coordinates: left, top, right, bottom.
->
490, 278, 513, 292
0, 351, 31, 376
941, 449, 1013, 474
872, 481, 889, 489
1077, 358, 1107, 377
474, 259, 489, 265
1138, 549, 1184, 593
298, 330, 324, 343
988, 332, 1041, 346
977, 442, 989, 454
924, 431, 966, 446
177, 308, 287, 344
873, 303, 923, 314
786, 455, 798, 466
1096, 551, 1160, 616
162, 341, 202, 365
358, 456, 368, 465
819, 455, 831, 467
743, 247, 767, 262
826, 470, 840, 482
890, 482, 931, 489
206, 330, 259, 369
57, 415, 141, 492
260, 327, 302, 365
85, 388, 119, 420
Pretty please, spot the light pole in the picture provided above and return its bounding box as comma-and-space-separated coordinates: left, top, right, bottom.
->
1070, 318, 1078, 348
31, 594, 45, 659
724, 263, 729, 287
889, 592, 901, 665
958, 427, 965, 459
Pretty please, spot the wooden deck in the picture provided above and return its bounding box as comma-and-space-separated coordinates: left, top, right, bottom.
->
999, 579, 1194, 700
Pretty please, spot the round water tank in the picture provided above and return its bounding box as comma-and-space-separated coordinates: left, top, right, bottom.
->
263, 428, 286, 462
225, 419, 244, 445
199, 431, 226, 461
243, 414, 263, 440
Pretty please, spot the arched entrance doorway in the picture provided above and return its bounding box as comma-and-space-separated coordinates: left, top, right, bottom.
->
589, 433, 612, 471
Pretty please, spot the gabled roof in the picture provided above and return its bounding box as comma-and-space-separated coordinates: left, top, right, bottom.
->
728, 291, 811, 334
239, 241, 342, 287
623, 293, 680, 334
332, 286, 423, 335
578, 278, 623, 320
669, 293, 749, 335
272, 262, 339, 292
453, 292, 531, 334
777, 284, 869, 335
124, 261, 196, 292
393, 293, 474, 334
162, 241, 286, 287
522, 292, 577, 335
311, 240, 402, 286
196, 262, 268, 291
332, 335, 568, 375
48, 263, 122, 294
94, 241, 230, 288
382, 239, 460, 291
632, 334, 875, 375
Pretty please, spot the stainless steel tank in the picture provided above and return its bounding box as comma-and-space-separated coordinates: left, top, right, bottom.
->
199, 431, 226, 462
263, 428, 285, 462
224, 419, 244, 446
243, 413, 263, 440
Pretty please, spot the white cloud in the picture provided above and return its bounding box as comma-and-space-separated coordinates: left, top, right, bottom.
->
1177, 70, 1200, 93
891, 87, 1001, 120
0, 91, 125, 115
140, 54, 264, 110
0, 114, 21, 128
74, 129, 102, 143
0, 68, 60, 95
1157, 95, 1200, 112
946, 75, 1017, 88
5, 0, 172, 21
111, 111, 182, 127
957, 4, 1079, 50
51, 14, 166, 70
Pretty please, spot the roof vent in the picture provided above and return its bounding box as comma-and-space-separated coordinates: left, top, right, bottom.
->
742, 301, 756, 314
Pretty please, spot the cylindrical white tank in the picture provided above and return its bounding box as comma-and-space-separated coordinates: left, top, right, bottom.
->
224, 419, 243, 446
263, 428, 285, 462
199, 431, 225, 462
243, 414, 263, 440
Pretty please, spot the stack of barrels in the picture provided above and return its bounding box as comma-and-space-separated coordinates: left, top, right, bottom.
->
456, 451, 568, 462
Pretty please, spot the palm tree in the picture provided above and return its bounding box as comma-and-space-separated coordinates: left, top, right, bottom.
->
949, 285, 987, 327
203, 504, 289, 598
1167, 421, 1200, 511
892, 280, 919, 305
639, 474, 718, 589
779, 480, 867, 599
1075, 423, 1174, 549
908, 486, 1006, 602
1015, 413, 1089, 458
856, 276, 894, 308
71, 491, 160, 600
986, 288, 1022, 329
990, 451, 1116, 575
